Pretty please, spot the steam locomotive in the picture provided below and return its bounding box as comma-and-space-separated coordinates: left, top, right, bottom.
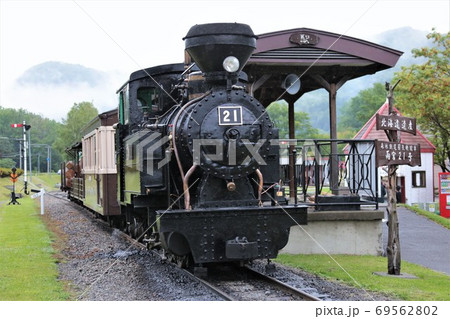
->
62, 23, 307, 268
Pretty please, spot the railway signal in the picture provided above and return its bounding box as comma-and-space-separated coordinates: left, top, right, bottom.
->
8, 167, 20, 205
10, 123, 31, 130
10, 172, 18, 183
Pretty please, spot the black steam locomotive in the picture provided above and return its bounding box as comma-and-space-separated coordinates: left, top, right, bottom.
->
63, 23, 307, 268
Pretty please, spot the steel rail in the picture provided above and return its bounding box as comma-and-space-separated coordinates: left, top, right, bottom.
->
244, 266, 321, 301
180, 269, 236, 301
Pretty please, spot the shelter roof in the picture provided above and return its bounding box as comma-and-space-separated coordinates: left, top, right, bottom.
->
243, 28, 403, 104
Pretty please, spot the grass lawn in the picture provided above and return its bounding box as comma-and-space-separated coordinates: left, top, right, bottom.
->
401, 204, 450, 230
276, 254, 450, 301
0, 177, 69, 300
28, 173, 61, 192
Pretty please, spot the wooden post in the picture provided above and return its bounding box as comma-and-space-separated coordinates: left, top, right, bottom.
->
329, 82, 339, 195
385, 80, 401, 275
310, 74, 349, 196
288, 98, 296, 201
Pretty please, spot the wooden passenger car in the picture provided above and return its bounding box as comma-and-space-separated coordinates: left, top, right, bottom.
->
63, 109, 120, 217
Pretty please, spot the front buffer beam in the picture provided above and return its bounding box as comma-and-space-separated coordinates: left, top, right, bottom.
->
156, 205, 307, 264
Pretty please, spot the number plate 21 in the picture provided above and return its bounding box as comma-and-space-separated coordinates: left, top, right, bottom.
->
218, 106, 243, 126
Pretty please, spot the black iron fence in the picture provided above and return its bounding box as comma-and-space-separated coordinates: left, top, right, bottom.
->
279, 139, 378, 210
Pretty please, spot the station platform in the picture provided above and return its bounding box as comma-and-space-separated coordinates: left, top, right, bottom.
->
282, 209, 384, 256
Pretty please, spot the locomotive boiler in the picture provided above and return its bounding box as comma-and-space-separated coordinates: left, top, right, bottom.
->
65, 23, 307, 268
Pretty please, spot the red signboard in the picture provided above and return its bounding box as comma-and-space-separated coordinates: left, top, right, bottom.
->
376, 114, 416, 135
438, 172, 450, 218
375, 141, 421, 167
11, 123, 23, 128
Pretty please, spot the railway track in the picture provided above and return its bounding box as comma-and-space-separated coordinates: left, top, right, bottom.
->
46, 191, 70, 201
183, 264, 321, 301
49, 191, 321, 301
114, 221, 320, 301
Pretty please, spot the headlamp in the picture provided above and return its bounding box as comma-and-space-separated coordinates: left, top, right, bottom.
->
222, 56, 240, 73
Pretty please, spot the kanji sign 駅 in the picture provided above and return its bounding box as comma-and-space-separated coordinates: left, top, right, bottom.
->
375, 141, 421, 167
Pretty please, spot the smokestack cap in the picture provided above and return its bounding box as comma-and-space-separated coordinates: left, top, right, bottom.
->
184, 23, 257, 75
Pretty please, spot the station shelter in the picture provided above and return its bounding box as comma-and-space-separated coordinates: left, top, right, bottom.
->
244, 28, 408, 255
243, 28, 403, 200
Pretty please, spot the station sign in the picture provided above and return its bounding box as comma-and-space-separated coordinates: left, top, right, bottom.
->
375, 141, 421, 167
376, 114, 416, 135
289, 32, 319, 46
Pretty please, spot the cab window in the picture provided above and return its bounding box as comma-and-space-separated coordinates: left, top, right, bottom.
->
137, 87, 160, 113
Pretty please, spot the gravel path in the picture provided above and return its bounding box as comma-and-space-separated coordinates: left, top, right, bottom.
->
44, 192, 395, 301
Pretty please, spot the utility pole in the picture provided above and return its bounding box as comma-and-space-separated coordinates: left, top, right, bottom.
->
385, 80, 401, 275
28, 128, 32, 182
37, 153, 41, 174
47, 145, 51, 173
32, 144, 52, 174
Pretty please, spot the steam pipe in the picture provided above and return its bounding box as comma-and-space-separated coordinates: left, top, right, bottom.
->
183, 164, 197, 210
255, 169, 264, 205
172, 92, 210, 209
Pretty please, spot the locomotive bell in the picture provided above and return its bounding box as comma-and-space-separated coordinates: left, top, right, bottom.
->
183, 23, 257, 78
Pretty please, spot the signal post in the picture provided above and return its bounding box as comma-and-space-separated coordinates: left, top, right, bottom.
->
11, 121, 31, 194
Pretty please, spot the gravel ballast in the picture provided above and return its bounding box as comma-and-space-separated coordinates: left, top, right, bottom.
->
45, 194, 220, 301
44, 192, 394, 301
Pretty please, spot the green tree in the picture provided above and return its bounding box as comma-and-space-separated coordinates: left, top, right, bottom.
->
394, 29, 449, 172
338, 82, 387, 135
0, 106, 63, 171
266, 100, 320, 139
54, 102, 98, 156
0, 158, 16, 168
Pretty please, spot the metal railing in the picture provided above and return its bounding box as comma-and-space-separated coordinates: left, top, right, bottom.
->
279, 139, 378, 210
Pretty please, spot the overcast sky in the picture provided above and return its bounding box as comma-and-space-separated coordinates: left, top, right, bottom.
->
0, 0, 449, 121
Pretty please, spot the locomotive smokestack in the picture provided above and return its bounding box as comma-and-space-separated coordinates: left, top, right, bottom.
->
183, 23, 257, 84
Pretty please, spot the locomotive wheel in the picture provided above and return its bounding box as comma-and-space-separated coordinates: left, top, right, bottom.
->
108, 217, 114, 228
132, 217, 144, 240
173, 254, 193, 269
177, 255, 191, 268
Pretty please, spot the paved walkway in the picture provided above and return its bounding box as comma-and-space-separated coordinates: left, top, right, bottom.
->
381, 206, 450, 275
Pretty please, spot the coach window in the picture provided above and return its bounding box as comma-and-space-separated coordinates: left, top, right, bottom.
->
412, 171, 426, 188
